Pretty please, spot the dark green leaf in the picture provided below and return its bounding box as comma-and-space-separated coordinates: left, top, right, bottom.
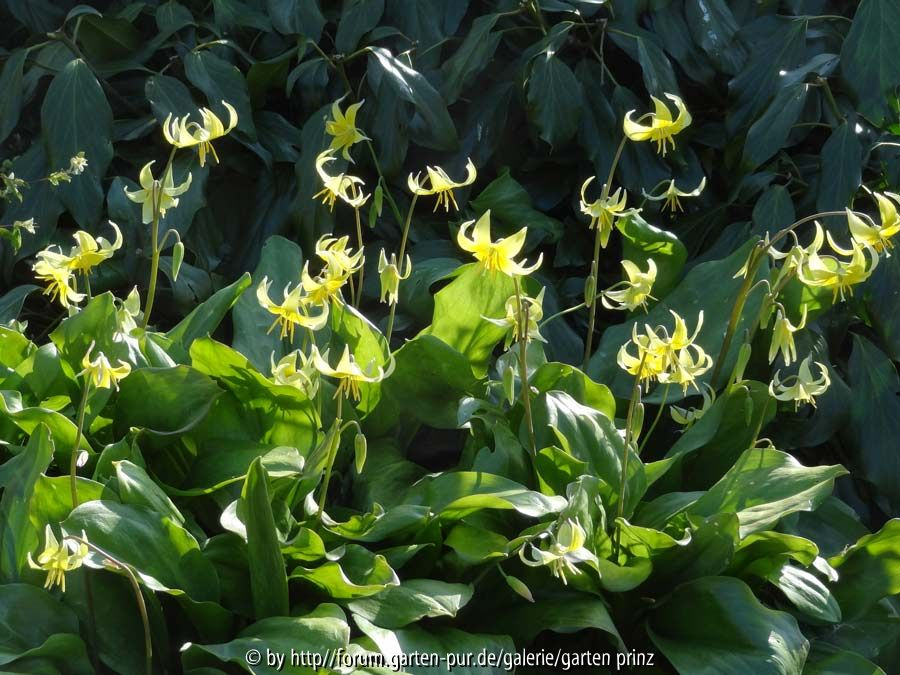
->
527, 53, 582, 149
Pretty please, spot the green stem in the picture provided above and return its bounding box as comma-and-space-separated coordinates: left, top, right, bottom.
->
353, 206, 365, 309
386, 193, 417, 342
582, 136, 628, 370
316, 395, 344, 523
83, 273, 92, 301
514, 278, 537, 458
613, 353, 647, 557
637, 383, 670, 455
365, 142, 404, 225
141, 147, 178, 329
540, 302, 586, 328
69, 382, 91, 508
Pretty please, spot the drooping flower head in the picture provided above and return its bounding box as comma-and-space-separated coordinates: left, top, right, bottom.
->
766, 305, 807, 366
602, 259, 657, 312
624, 94, 692, 156
769, 356, 830, 409
32, 257, 84, 309
408, 159, 477, 211
325, 98, 369, 161
256, 277, 329, 342
456, 210, 542, 276
124, 161, 193, 224
271, 350, 319, 399
377, 249, 411, 306
315, 235, 364, 278
310, 345, 394, 401
67, 222, 123, 274
28, 526, 88, 592
519, 518, 596, 586
313, 150, 368, 210
670, 383, 716, 428
579, 177, 635, 248
643, 177, 706, 212
797, 230, 879, 302
80, 341, 131, 390
163, 102, 238, 166
847, 193, 900, 253
484, 287, 546, 349
301, 262, 349, 306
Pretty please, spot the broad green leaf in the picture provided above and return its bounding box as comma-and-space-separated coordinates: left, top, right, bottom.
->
335, 0, 385, 52
114, 460, 184, 524
688, 448, 847, 537
527, 53, 582, 148
804, 645, 886, 675
530, 362, 616, 419
368, 47, 457, 151
771, 564, 841, 623
489, 594, 622, 647
0, 390, 92, 458
64, 500, 219, 600
753, 184, 796, 238
0, 425, 53, 581
145, 73, 197, 129
0, 285, 38, 324
637, 34, 680, 99
867, 248, 900, 360
0, 49, 26, 144
829, 519, 900, 620
267, 0, 326, 40
616, 211, 688, 299
240, 458, 289, 618
816, 121, 862, 212
840, 0, 900, 125
441, 13, 501, 103
41, 59, 113, 226
684, 0, 745, 75
347, 580, 473, 628
290, 544, 399, 599
115, 365, 222, 435
470, 169, 563, 244
184, 50, 256, 139
423, 263, 515, 378
648, 576, 809, 675
743, 83, 808, 170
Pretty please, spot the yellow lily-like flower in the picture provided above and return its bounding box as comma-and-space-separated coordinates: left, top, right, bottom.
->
313, 150, 368, 210
27, 526, 88, 592
80, 341, 131, 390
310, 345, 394, 401
519, 519, 596, 586
256, 277, 329, 343
377, 249, 411, 306
316, 235, 364, 277
124, 161, 193, 224
601, 259, 657, 312
767, 305, 807, 366
67, 222, 123, 274
456, 210, 542, 276
624, 93, 692, 156
797, 232, 879, 301
32, 257, 84, 309
643, 177, 706, 212
659, 342, 713, 392
579, 177, 635, 248
162, 101, 238, 166
484, 288, 546, 349
769, 356, 830, 409
670, 383, 716, 428
847, 193, 900, 252
325, 98, 369, 161
302, 261, 350, 306
616, 323, 670, 386
408, 159, 477, 211
271, 350, 319, 399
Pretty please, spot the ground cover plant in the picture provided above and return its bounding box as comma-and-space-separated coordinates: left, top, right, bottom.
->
2, 0, 900, 673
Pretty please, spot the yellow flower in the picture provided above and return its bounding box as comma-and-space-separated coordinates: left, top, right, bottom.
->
456, 210, 542, 276
377, 249, 411, 306
797, 231, 879, 301
408, 159, 477, 211
484, 288, 546, 348
302, 261, 350, 306
271, 350, 319, 399
325, 98, 369, 161
124, 161, 193, 224
519, 519, 595, 586
315, 235, 364, 277
847, 193, 900, 252
80, 341, 131, 390
256, 277, 329, 342
616, 323, 670, 386
659, 342, 713, 392
579, 177, 634, 247
313, 150, 368, 210
27, 526, 88, 592
602, 259, 657, 312
670, 383, 716, 428
67, 222, 123, 274
310, 345, 394, 401
624, 94, 692, 156
643, 177, 706, 212
769, 356, 830, 409
162, 102, 238, 166
767, 305, 807, 366
32, 257, 84, 309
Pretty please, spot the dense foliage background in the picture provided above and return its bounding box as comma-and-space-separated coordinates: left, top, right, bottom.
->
2, 0, 900, 673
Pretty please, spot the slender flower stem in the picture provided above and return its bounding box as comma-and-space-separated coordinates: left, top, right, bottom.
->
353, 206, 365, 308
141, 147, 178, 329
83, 273, 92, 300
69, 382, 91, 507
582, 136, 629, 370
637, 382, 670, 455
316, 395, 344, 523
613, 352, 648, 557
513, 277, 537, 458
386, 193, 417, 342
540, 301, 586, 328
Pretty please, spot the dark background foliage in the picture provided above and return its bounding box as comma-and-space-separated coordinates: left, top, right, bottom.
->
2, 0, 900, 672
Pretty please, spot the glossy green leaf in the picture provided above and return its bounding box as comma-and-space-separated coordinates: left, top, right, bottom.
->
347, 579, 473, 628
